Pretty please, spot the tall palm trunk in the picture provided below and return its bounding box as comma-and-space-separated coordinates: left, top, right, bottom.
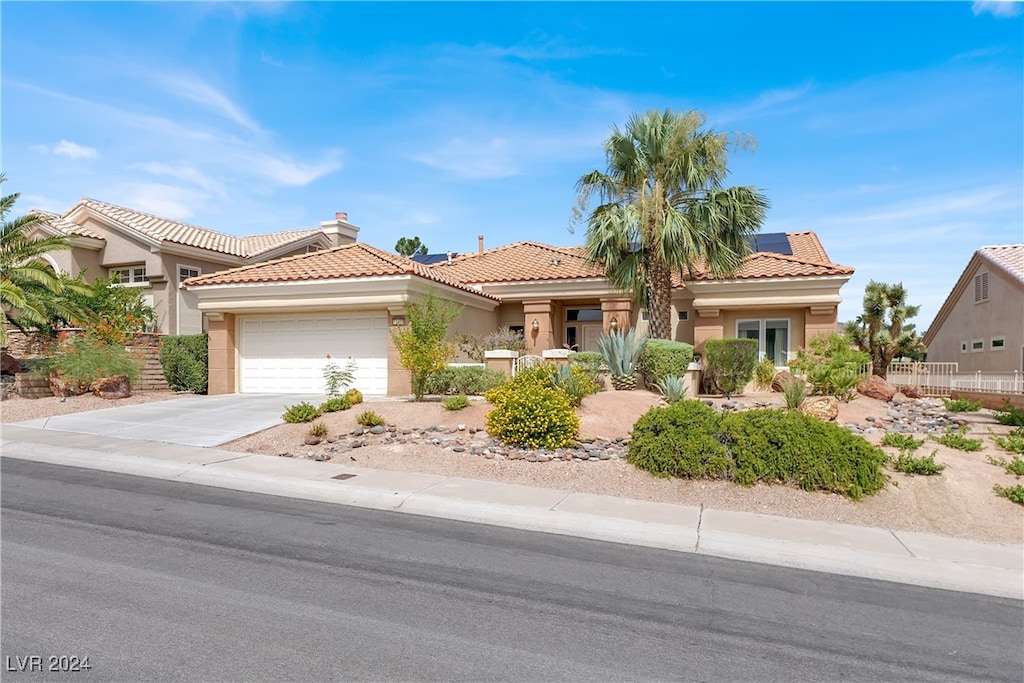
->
645, 257, 673, 339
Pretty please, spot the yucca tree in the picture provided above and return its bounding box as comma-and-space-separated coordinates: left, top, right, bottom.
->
575, 110, 769, 339
0, 175, 82, 346
845, 280, 925, 378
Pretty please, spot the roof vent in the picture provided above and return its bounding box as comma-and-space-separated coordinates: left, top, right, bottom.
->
551, 257, 561, 266
446, 250, 453, 266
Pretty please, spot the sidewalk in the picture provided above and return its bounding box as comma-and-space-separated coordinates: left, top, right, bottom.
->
2, 423, 1021, 600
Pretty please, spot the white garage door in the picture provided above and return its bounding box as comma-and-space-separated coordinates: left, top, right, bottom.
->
239, 313, 388, 395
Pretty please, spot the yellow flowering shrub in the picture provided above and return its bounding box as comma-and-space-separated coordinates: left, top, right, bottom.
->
485, 368, 580, 449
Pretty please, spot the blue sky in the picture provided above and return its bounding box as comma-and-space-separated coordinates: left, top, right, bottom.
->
3, 1, 1022, 329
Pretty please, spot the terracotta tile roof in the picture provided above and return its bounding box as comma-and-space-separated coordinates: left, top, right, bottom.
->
978, 244, 1024, 287
184, 242, 500, 300
432, 241, 607, 283
685, 251, 854, 280
70, 199, 321, 258
786, 231, 831, 263
28, 209, 105, 240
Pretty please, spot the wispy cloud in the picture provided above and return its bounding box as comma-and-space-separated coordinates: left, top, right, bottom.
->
717, 83, 813, 123
972, 1, 1022, 18
260, 51, 284, 68
156, 73, 263, 134
107, 182, 211, 220
31, 139, 98, 160
132, 162, 226, 197
467, 33, 627, 62
237, 151, 343, 186
413, 137, 522, 180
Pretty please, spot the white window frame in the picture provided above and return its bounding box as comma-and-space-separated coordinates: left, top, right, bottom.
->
736, 318, 791, 367
178, 264, 201, 286
991, 336, 1006, 351
109, 265, 149, 286
971, 338, 985, 353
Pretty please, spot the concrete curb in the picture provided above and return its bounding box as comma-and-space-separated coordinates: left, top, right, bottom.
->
2, 424, 1021, 600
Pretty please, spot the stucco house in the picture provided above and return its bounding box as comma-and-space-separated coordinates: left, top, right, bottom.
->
923, 244, 1024, 372
184, 229, 853, 396
29, 200, 359, 335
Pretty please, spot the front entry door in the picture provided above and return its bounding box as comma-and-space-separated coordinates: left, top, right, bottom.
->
581, 324, 603, 353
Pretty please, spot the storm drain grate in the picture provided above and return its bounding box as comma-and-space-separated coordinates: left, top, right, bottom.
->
332, 473, 357, 481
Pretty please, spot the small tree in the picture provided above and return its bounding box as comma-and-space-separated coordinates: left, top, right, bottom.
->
391, 291, 462, 400
845, 281, 925, 378
704, 338, 758, 398
395, 236, 428, 258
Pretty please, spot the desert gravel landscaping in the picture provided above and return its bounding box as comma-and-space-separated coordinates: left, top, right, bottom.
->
4, 388, 1022, 544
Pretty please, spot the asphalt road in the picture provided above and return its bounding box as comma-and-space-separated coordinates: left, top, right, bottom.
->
2, 458, 1022, 682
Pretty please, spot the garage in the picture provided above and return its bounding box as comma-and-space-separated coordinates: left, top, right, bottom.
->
238, 313, 388, 395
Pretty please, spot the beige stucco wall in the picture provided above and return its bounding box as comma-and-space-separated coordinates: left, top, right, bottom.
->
927, 264, 1024, 372
207, 314, 237, 395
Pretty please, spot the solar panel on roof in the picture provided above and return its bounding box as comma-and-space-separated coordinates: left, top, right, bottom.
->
411, 253, 457, 265
750, 233, 792, 256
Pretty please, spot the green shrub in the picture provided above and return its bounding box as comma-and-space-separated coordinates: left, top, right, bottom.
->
655, 374, 687, 404
319, 397, 352, 413
942, 397, 983, 412
282, 402, 321, 423
993, 428, 1024, 455
788, 333, 869, 401
423, 366, 506, 396
987, 454, 1024, 475
442, 394, 470, 411
881, 433, 925, 451
308, 421, 328, 438
323, 360, 357, 397
569, 351, 606, 388
780, 375, 808, 410
159, 334, 208, 394
356, 410, 386, 427
485, 369, 579, 449
48, 334, 145, 388
550, 364, 598, 407
628, 400, 731, 479
993, 484, 1024, 506
994, 401, 1024, 427
344, 388, 363, 405
704, 338, 758, 398
752, 357, 777, 391
890, 449, 945, 475
391, 291, 462, 400
932, 426, 983, 452
639, 339, 693, 387
628, 403, 886, 500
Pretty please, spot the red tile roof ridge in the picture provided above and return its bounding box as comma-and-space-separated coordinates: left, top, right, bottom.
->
448, 239, 587, 263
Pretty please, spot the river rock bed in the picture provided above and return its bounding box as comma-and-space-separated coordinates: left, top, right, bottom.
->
840, 397, 968, 436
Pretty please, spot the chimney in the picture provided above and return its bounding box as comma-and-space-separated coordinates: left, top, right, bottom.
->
478, 235, 484, 255
320, 210, 359, 247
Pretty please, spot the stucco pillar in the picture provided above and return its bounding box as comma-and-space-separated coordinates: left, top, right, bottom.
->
485, 350, 518, 378
542, 348, 571, 368
693, 308, 724, 359
523, 300, 554, 354
601, 297, 632, 333
206, 313, 237, 395
387, 308, 413, 396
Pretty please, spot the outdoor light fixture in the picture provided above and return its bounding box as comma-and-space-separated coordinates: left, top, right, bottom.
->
610, 316, 618, 331
531, 319, 540, 332
392, 316, 406, 326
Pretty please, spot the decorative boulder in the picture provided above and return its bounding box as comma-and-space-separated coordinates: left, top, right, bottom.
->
799, 395, 839, 422
50, 371, 88, 397
901, 385, 923, 399
771, 370, 797, 392
1, 351, 20, 375
90, 374, 132, 399
857, 374, 896, 402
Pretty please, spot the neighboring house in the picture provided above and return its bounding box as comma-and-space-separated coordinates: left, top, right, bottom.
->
28, 200, 359, 335
923, 244, 1024, 373
185, 230, 853, 396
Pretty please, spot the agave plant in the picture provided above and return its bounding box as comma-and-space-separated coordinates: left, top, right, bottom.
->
596, 328, 647, 390
655, 374, 687, 404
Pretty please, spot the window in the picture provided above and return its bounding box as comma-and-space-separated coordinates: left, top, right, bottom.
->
508, 324, 525, 339
737, 319, 790, 366
640, 310, 649, 321
110, 266, 148, 284
306, 244, 322, 253
972, 339, 984, 352
565, 308, 602, 322
960, 341, 968, 353
678, 310, 689, 321
974, 272, 989, 302
992, 337, 1006, 351
178, 266, 200, 284
565, 326, 578, 349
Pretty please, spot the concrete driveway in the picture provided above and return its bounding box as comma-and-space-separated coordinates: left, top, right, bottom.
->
13, 393, 327, 447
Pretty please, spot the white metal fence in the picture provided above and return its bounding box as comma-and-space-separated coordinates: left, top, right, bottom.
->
512, 355, 544, 376
873, 361, 1023, 396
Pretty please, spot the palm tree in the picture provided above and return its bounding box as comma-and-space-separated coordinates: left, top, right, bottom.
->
574, 110, 769, 339
0, 175, 82, 346
845, 280, 924, 378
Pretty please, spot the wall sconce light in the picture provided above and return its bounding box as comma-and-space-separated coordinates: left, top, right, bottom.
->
531, 318, 540, 332
610, 316, 618, 331
392, 316, 406, 326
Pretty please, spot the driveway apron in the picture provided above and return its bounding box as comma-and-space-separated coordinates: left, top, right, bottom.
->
12, 394, 326, 447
